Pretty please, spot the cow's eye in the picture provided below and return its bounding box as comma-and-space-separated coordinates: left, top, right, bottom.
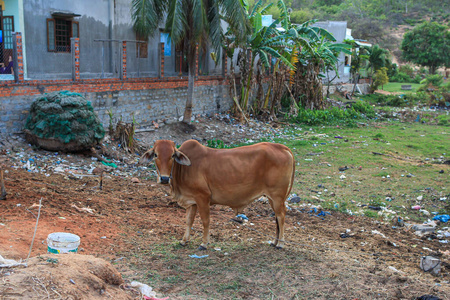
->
154, 154, 158, 158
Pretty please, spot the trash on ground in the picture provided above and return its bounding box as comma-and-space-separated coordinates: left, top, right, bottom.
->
415, 295, 442, 300
0, 254, 27, 268
433, 215, 450, 223
420, 256, 441, 276
189, 254, 209, 259
130, 281, 157, 298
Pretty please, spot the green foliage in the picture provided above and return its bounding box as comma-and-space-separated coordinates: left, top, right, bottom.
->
372, 67, 389, 90
289, 9, 313, 24
401, 21, 450, 74
24, 91, 105, 149
423, 74, 444, 87
399, 65, 414, 77
390, 72, 412, 83
290, 101, 376, 126
206, 139, 233, 149
362, 92, 425, 107
437, 115, 450, 126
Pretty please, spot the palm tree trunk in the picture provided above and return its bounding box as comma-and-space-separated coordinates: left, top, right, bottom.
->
183, 46, 197, 123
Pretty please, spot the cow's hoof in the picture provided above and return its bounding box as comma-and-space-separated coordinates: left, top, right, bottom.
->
180, 241, 187, 247
198, 245, 207, 251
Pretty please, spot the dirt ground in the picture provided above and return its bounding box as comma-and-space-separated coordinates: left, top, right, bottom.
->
1, 115, 449, 299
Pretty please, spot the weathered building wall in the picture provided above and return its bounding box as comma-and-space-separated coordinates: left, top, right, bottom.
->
0, 77, 233, 134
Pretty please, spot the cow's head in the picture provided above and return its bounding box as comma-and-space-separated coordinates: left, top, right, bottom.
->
140, 140, 191, 184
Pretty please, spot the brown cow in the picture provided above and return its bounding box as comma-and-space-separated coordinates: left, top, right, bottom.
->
140, 139, 295, 250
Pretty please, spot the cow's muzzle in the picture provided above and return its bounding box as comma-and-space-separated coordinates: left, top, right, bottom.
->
160, 176, 170, 184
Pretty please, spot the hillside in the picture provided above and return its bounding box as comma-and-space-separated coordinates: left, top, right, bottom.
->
254, 0, 449, 66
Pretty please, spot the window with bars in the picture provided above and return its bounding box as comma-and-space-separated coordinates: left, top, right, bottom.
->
136, 33, 148, 58
47, 18, 79, 52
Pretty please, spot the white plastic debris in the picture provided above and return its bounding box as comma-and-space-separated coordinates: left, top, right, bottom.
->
0, 254, 27, 268
130, 281, 157, 297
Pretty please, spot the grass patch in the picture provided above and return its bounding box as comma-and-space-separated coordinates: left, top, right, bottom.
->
381, 82, 422, 93
281, 122, 449, 222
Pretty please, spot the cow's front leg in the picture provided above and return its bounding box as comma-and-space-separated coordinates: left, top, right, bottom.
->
197, 203, 211, 250
180, 205, 197, 246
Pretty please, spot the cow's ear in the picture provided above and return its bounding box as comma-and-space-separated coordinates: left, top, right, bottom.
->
174, 150, 191, 166
139, 149, 155, 165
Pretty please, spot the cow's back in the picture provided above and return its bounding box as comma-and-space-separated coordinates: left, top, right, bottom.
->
172, 140, 294, 210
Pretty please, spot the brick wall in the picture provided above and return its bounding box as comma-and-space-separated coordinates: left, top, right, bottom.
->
0, 76, 232, 134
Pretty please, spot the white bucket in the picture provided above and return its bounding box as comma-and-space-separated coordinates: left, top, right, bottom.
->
47, 232, 80, 254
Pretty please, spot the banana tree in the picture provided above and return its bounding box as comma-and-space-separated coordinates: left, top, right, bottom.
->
291, 21, 351, 109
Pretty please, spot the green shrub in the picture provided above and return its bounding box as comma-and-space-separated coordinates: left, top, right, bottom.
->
390, 72, 411, 83
399, 64, 414, 77
424, 74, 444, 87
290, 101, 375, 126
437, 115, 450, 126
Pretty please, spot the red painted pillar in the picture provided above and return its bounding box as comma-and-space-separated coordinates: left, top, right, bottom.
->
222, 50, 228, 77
12, 32, 24, 82
121, 41, 127, 80
195, 44, 199, 78
160, 42, 165, 78
71, 38, 80, 81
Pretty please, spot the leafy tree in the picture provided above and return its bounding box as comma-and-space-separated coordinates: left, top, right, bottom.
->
401, 21, 450, 74
132, 0, 248, 123
291, 21, 351, 109
372, 67, 389, 90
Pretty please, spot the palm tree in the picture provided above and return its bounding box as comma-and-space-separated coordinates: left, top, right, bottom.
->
366, 44, 389, 78
132, 0, 248, 123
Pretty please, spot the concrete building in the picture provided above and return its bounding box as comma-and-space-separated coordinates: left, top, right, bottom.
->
314, 21, 350, 84
0, 0, 222, 80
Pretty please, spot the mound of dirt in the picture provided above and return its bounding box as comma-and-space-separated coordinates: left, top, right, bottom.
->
1, 254, 133, 299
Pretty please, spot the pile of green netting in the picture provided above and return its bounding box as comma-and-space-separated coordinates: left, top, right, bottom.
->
24, 91, 105, 152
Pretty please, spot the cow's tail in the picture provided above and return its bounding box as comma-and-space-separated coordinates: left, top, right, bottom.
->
284, 148, 295, 202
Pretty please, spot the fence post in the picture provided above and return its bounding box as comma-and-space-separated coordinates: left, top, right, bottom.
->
120, 41, 127, 80
195, 44, 199, 78
159, 42, 164, 78
222, 50, 227, 77
12, 32, 24, 83
71, 38, 80, 81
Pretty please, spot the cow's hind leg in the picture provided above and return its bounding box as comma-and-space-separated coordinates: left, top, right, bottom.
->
197, 202, 211, 250
268, 197, 287, 249
181, 205, 197, 246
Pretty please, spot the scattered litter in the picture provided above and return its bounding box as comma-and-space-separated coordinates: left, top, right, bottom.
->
235, 214, 248, 220
340, 233, 352, 238
288, 196, 301, 203
415, 295, 442, 300
130, 281, 157, 298
189, 254, 209, 259
388, 266, 404, 274
69, 279, 76, 284
340, 175, 346, 179
411, 205, 421, 210
0, 254, 27, 268
420, 256, 441, 275
71, 204, 94, 214
417, 195, 423, 201
371, 230, 387, 238
368, 206, 381, 211
433, 215, 450, 223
